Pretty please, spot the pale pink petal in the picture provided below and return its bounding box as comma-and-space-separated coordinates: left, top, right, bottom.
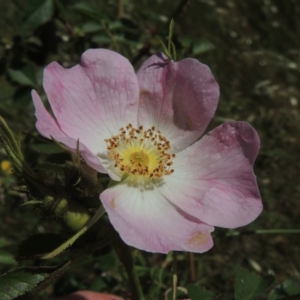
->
56, 291, 123, 300
43, 49, 139, 155
137, 53, 219, 152
100, 181, 214, 253
32, 90, 66, 139
159, 121, 262, 228
32, 90, 106, 173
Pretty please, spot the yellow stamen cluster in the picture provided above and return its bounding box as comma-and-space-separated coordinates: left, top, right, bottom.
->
105, 124, 175, 178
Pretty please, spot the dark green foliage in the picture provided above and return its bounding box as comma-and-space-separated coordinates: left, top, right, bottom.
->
0, 251, 16, 266
8, 68, 36, 86
20, 0, 54, 35
0, 0, 300, 299
0, 268, 48, 300
33, 143, 66, 154
16, 234, 67, 260
269, 277, 300, 300
235, 269, 274, 300
188, 285, 214, 300
0, 262, 70, 300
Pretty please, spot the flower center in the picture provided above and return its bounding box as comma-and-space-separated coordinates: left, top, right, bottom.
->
105, 124, 175, 178
129, 151, 149, 167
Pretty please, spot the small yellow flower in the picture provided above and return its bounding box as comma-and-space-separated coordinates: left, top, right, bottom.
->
1, 160, 13, 175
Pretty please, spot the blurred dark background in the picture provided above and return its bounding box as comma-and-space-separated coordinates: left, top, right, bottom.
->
0, 0, 299, 299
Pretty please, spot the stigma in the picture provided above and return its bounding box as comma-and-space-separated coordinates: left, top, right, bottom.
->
105, 124, 175, 179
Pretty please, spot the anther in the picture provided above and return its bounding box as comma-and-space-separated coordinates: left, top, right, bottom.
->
105, 124, 175, 178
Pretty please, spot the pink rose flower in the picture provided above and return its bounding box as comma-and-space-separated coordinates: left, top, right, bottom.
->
32, 49, 262, 253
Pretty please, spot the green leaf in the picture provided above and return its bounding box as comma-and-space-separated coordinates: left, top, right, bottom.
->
31, 262, 71, 295
13, 87, 34, 106
0, 268, 48, 300
53, 0, 67, 18
73, 3, 106, 22
0, 238, 10, 249
268, 277, 300, 300
21, 200, 42, 206
0, 262, 70, 299
187, 285, 214, 300
33, 143, 66, 154
0, 250, 17, 266
8, 69, 35, 86
38, 162, 65, 174
192, 38, 215, 55
166, 288, 188, 300
91, 34, 112, 44
97, 252, 118, 271
235, 269, 273, 300
82, 21, 103, 33
21, 0, 54, 35
108, 20, 123, 30
17, 234, 66, 260
159, 39, 171, 59
90, 278, 107, 291
0, 78, 15, 100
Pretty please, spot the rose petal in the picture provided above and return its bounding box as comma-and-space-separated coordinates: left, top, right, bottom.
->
43, 49, 139, 155
32, 90, 66, 139
32, 90, 106, 173
137, 53, 219, 152
100, 180, 214, 253
56, 291, 124, 300
159, 121, 262, 228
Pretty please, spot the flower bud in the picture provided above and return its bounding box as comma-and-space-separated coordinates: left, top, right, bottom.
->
43, 196, 68, 215
43, 196, 55, 208
54, 198, 68, 215
63, 201, 91, 232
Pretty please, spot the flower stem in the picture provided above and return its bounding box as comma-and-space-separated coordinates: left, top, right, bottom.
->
172, 252, 178, 300
255, 229, 300, 234
226, 229, 300, 237
113, 240, 145, 300
189, 252, 196, 281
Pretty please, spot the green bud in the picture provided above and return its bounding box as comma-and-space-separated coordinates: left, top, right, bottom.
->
63, 201, 91, 232
43, 196, 68, 215
54, 198, 68, 215
43, 196, 55, 208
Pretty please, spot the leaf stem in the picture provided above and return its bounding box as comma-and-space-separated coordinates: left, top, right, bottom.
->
168, 19, 174, 56
41, 206, 106, 260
